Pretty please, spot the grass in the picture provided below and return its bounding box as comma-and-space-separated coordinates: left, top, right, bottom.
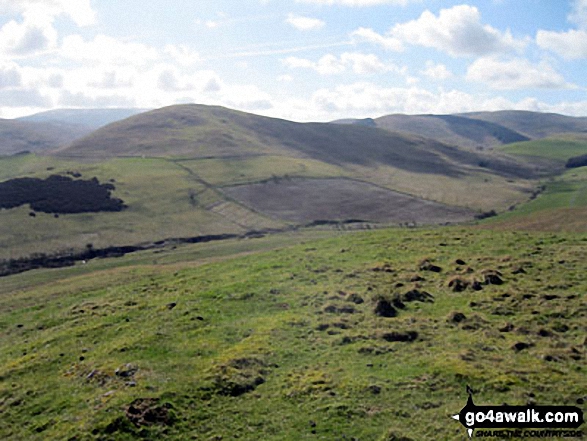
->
347, 163, 536, 212
1, 226, 585, 440
178, 155, 347, 187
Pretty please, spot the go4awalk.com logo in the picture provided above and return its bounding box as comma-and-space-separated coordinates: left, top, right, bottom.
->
452, 387, 584, 438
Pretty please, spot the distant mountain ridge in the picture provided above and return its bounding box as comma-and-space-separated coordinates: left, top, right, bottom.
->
0, 108, 148, 156
17, 108, 148, 131
0, 119, 88, 156
334, 110, 587, 150
461, 110, 587, 139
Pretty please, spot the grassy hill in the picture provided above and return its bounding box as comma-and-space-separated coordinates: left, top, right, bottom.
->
0, 104, 568, 260
469, 135, 587, 232
57, 105, 518, 176
1, 225, 585, 440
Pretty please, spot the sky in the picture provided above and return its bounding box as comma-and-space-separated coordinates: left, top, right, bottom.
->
1, 0, 587, 121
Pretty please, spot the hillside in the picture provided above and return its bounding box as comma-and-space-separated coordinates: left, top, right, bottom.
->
0, 119, 88, 156
58, 104, 543, 180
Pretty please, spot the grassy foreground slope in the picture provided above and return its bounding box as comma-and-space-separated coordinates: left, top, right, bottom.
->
1, 227, 585, 440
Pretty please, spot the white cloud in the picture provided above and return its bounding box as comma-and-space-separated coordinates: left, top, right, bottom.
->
535, 1, 587, 59
420, 61, 453, 80
221, 84, 274, 111
341, 52, 398, 74
164, 45, 200, 66
0, 1, 96, 57
89, 71, 133, 89
283, 52, 400, 75
296, 0, 415, 6
537, 28, 587, 60
284, 54, 345, 75
569, 0, 587, 29
466, 57, 571, 90
58, 90, 136, 108
0, 17, 57, 56
350, 5, 525, 57
61, 35, 160, 66
151, 66, 223, 94
350, 27, 403, 51
286, 13, 325, 31
0, 87, 51, 108
0, 64, 22, 88
0, 0, 96, 27
309, 82, 480, 116
388, 5, 526, 57
290, 81, 587, 120
46, 73, 63, 88
277, 74, 294, 82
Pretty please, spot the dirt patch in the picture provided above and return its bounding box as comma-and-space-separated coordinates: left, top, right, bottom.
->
374, 298, 398, 318
381, 331, 418, 342
482, 269, 504, 285
210, 357, 269, 397
419, 259, 442, 272
400, 289, 434, 303
125, 398, 174, 427
448, 277, 469, 292
223, 178, 474, 225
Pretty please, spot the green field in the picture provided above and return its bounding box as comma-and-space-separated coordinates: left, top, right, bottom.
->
500, 136, 587, 163
1, 226, 585, 440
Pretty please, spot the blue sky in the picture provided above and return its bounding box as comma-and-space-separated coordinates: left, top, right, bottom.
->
1, 0, 586, 121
